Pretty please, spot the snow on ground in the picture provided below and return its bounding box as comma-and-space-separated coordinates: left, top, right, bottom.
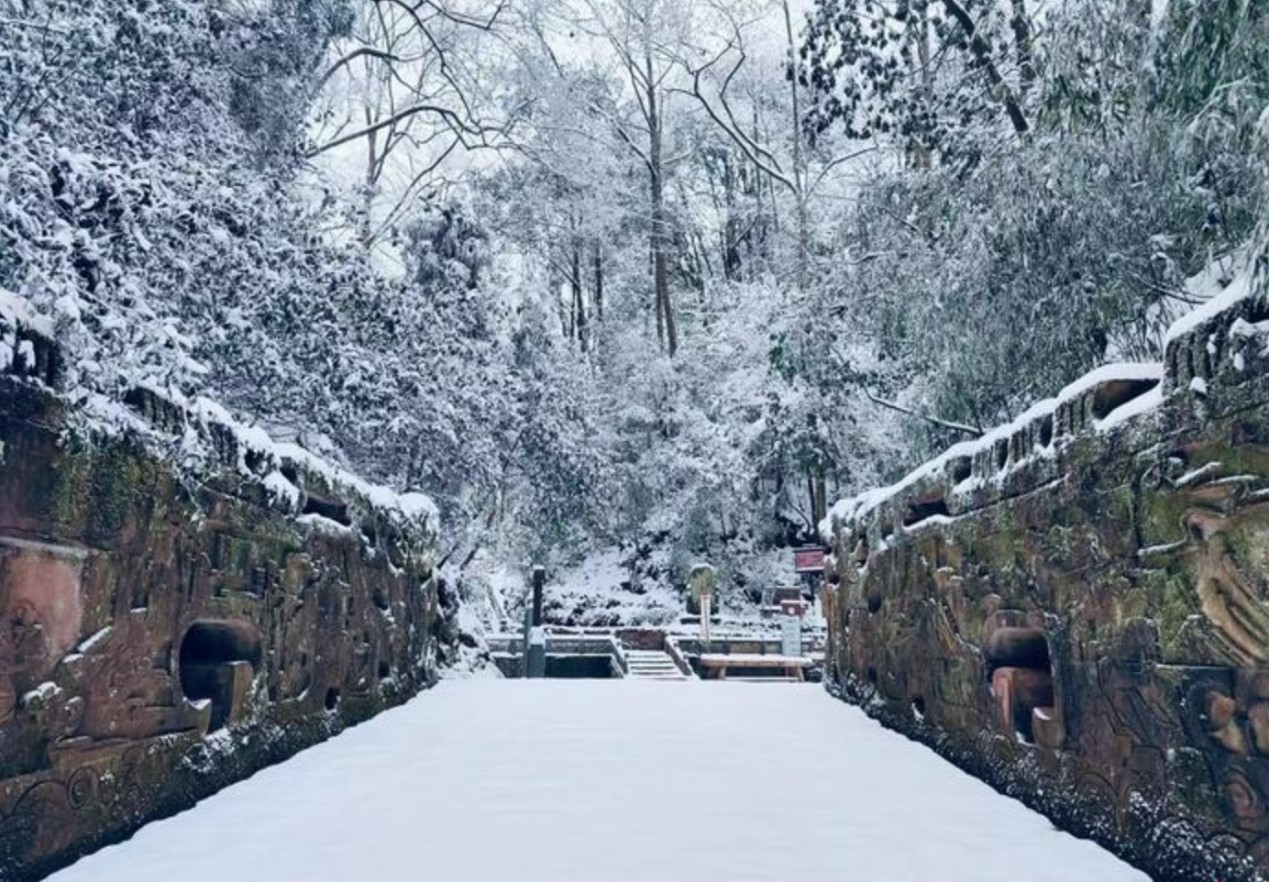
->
479, 549, 684, 629
542, 548, 680, 626
49, 682, 1147, 882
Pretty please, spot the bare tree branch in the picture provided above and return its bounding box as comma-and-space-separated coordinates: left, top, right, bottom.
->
315, 46, 402, 93
938, 0, 1029, 135
864, 390, 983, 437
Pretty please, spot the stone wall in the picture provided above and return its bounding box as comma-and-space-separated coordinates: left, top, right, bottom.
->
823, 284, 1269, 882
0, 307, 440, 880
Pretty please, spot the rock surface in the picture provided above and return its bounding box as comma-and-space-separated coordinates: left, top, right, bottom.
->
0, 311, 439, 881
823, 289, 1269, 882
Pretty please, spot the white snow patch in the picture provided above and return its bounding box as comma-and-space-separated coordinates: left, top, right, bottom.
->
699, 653, 807, 665
1165, 268, 1255, 345
1095, 385, 1163, 432
1138, 540, 1187, 559
1054, 362, 1162, 402
1174, 462, 1221, 488
262, 470, 300, 509
295, 513, 352, 534
21, 681, 62, 707
76, 627, 112, 653
275, 441, 438, 534
0, 287, 54, 337
1230, 316, 1269, 355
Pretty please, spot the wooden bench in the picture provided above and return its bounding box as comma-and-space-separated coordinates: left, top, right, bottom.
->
698, 653, 812, 681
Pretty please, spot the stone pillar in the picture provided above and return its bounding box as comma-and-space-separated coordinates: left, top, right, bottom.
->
531, 566, 545, 626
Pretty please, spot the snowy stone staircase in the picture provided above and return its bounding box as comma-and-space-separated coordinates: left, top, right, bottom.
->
624, 649, 689, 680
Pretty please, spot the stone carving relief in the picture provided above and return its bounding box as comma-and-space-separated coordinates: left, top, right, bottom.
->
825, 296, 1269, 881
0, 372, 438, 882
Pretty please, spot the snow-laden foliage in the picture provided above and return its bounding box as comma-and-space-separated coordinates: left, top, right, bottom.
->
800, 0, 1035, 165
0, 0, 608, 563
1, 0, 349, 391
797, 0, 1269, 455
5, 0, 1268, 626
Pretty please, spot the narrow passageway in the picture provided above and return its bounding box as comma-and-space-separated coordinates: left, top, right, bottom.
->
49, 682, 1147, 882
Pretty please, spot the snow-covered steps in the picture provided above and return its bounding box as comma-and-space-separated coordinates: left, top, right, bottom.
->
624, 649, 689, 680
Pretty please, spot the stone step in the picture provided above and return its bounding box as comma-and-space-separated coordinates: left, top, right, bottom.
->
623, 650, 688, 679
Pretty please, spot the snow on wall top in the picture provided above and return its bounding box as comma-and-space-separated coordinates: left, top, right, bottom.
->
821, 361, 1162, 538
0, 292, 439, 544
824, 265, 1266, 543
1163, 268, 1254, 345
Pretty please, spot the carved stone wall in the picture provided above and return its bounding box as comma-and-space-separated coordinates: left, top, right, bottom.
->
0, 318, 439, 880
824, 290, 1269, 882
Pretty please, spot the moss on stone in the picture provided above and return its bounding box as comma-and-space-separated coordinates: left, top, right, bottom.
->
50, 436, 93, 534
1141, 567, 1198, 658
87, 442, 150, 539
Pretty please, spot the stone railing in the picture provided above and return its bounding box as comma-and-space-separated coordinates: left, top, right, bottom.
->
487, 631, 628, 677
822, 276, 1269, 882
0, 298, 440, 881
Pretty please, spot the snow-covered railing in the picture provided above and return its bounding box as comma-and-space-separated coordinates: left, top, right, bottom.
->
664, 635, 693, 677
1162, 270, 1269, 398
486, 631, 630, 676
823, 269, 1269, 560
822, 363, 1162, 551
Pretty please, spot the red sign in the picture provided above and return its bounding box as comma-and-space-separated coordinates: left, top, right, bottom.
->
793, 546, 825, 573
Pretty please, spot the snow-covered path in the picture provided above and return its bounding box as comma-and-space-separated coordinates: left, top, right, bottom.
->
49, 681, 1147, 882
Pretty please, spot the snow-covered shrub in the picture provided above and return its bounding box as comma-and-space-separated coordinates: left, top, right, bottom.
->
0, 0, 347, 395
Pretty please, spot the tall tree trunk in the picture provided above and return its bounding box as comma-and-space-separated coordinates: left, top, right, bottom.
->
551, 258, 569, 338
814, 468, 827, 526
646, 47, 677, 357
913, 8, 934, 170
1010, 0, 1035, 92
940, 0, 1029, 135
652, 241, 664, 346
361, 106, 378, 247
572, 241, 587, 352
721, 150, 741, 281
592, 243, 604, 324
783, 0, 809, 293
